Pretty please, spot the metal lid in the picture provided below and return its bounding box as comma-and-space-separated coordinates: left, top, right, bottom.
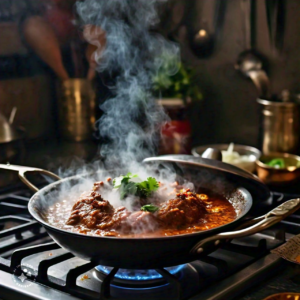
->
257, 98, 298, 108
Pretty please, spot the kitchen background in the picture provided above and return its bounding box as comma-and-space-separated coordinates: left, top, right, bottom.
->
0, 0, 300, 165
1, 2, 300, 300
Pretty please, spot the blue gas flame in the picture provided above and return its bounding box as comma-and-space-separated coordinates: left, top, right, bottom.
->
95, 265, 185, 281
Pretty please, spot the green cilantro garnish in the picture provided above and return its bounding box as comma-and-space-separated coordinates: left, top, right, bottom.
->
113, 173, 159, 199
113, 173, 138, 188
141, 204, 159, 213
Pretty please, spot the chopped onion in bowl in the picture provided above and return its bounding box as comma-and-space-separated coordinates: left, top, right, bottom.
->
221, 143, 257, 173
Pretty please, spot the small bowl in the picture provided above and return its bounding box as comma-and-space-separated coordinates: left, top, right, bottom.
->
192, 144, 261, 173
263, 293, 300, 300
256, 152, 300, 186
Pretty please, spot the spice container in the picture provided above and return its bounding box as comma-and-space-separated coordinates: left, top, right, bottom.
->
157, 98, 191, 155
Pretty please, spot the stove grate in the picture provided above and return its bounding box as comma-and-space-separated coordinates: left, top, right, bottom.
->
0, 189, 298, 300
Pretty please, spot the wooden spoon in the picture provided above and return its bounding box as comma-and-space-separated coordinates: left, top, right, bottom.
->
22, 16, 69, 80
83, 25, 106, 81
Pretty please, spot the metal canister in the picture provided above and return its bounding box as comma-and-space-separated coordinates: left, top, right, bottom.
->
257, 98, 299, 154
57, 79, 96, 142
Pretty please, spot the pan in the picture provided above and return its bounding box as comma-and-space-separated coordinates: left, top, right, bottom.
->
0, 156, 299, 269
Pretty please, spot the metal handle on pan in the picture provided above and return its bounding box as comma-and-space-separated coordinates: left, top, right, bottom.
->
0, 164, 61, 192
190, 198, 300, 255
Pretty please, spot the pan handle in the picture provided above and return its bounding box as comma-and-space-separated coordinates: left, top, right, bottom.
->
0, 164, 61, 192
190, 198, 300, 255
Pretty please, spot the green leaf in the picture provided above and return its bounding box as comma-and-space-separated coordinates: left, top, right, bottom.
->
147, 177, 159, 192
141, 204, 159, 213
119, 181, 138, 199
113, 173, 137, 188
265, 158, 285, 168
113, 174, 159, 200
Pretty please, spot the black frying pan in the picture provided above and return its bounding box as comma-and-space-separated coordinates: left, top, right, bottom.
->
0, 156, 299, 269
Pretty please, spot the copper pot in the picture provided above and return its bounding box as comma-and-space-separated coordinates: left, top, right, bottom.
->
256, 152, 300, 186
263, 293, 300, 300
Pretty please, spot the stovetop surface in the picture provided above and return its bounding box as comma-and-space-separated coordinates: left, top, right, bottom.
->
0, 183, 299, 300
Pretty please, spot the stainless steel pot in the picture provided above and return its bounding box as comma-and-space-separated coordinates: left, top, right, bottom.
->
257, 98, 300, 154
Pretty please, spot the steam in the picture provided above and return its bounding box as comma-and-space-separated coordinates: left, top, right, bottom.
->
39, 0, 184, 233
76, 0, 180, 167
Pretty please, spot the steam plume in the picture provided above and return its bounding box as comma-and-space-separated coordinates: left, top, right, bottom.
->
77, 0, 179, 167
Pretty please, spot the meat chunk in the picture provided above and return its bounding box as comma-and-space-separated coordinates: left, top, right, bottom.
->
66, 191, 114, 228
157, 192, 207, 228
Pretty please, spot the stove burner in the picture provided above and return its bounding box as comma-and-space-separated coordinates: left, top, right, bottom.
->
95, 265, 184, 281
94, 264, 185, 289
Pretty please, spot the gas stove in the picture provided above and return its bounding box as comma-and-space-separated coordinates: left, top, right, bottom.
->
0, 185, 299, 300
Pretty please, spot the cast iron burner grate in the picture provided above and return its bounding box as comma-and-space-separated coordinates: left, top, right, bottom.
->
0, 189, 298, 300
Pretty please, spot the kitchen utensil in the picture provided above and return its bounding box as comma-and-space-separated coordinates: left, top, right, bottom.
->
0, 159, 298, 269
236, 50, 270, 98
266, 0, 286, 53
257, 98, 299, 154
201, 147, 222, 161
0, 112, 25, 187
56, 79, 96, 142
275, 0, 286, 52
22, 16, 69, 80
256, 152, 300, 186
0, 75, 53, 138
83, 24, 106, 81
0, 152, 294, 269
0, 112, 22, 144
236, 0, 271, 98
192, 144, 261, 173
85, 43, 97, 81
189, 0, 226, 58
265, 0, 278, 51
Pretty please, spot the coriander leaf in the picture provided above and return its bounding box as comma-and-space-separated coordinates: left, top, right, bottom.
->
141, 204, 159, 213
113, 176, 124, 188
113, 173, 138, 188
146, 177, 159, 192
119, 182, 137, 199
125, 182, 138, 195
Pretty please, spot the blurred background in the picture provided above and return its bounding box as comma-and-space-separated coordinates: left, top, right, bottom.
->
1, 0, 300, 169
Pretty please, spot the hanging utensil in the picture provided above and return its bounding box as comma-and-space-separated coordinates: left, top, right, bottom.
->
189, 0, 226, 58
235, 0, 271, 99
275, 0, 286, 52
265, 0, 285, 53
22, 16, 69, 81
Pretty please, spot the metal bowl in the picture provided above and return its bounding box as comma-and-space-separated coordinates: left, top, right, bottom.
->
256, 152, 300, 186
263, 293, 300, 300
192, 144, 261, 173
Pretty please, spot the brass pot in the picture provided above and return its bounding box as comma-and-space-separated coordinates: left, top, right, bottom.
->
257, 99, 299, 154
256, 152, 300, 185
56, 79, 96, 142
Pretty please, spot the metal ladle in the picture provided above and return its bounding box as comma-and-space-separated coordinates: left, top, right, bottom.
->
235, 0, 271, 99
